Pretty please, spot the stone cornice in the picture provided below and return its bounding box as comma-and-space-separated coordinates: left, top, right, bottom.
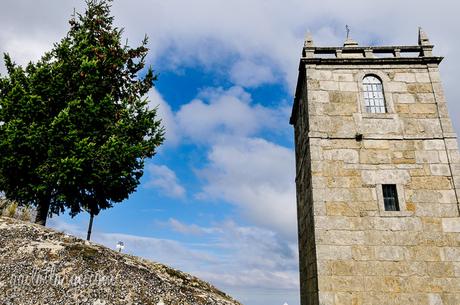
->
300, 56, 443, 66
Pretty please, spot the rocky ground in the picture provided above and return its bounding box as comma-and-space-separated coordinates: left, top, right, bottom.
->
0, 217, 242, 305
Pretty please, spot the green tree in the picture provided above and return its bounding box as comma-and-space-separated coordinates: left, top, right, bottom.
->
0, 0, 164, 226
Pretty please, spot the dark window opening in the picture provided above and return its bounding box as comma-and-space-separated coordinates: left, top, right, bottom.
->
382, 184, 400, 211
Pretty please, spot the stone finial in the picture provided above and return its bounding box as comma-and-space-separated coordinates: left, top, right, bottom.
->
303, 32, 315, 58
418, 27, 430, 46
418, 27, 433, 56
343, 25, 358, 48
304, 32, 314, 48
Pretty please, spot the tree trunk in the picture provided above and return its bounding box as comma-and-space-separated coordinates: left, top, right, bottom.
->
34, 200, 50, 226
86, 212, 94, 241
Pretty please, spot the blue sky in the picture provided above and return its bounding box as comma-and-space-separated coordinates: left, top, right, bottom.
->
1, 1, 460, 305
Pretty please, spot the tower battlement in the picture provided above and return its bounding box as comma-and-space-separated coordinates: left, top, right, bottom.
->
302, 28, 435, 60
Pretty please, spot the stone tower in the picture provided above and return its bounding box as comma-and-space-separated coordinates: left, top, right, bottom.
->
290, 29, 460, 305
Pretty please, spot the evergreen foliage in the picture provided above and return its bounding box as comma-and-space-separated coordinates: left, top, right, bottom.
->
0, 0, 164, 225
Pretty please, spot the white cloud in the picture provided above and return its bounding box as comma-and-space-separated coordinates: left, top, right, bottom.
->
95, 231, 218, 266
47, 216, 84, 237
198, 137, 297, 239
230, 60, 276, 88
160, 219, 300, 291
147, 88, 180, 146
3, 1, 460, 134
0, 0, 83, 73
48, 217, 217, 268
176, 86, 290, 143
146, 86, 290, 147
145, 164, 186, 199
146, 84, 297, 240
168, 218, 220, 235
0, 35, 53, 69
115, 0, 460, 136
146, 85, 296, 239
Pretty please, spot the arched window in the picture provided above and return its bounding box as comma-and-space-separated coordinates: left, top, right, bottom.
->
362, 75, 386, 113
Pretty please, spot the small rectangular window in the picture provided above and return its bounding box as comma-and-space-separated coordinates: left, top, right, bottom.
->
382, 184, 400, 211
